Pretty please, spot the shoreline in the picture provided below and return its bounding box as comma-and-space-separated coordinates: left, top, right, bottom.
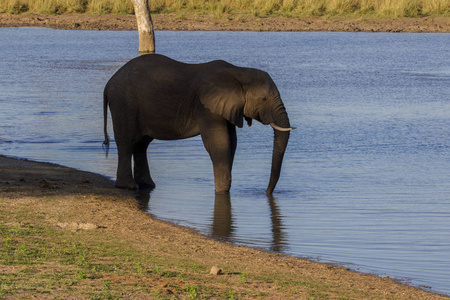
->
0, 13, 449, 32
1, 154, 448, 298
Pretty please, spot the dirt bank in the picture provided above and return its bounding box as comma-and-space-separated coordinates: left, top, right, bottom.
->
1, 154, 448, 298
0, 13, 449, 32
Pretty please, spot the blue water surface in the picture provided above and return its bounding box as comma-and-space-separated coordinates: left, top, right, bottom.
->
1, 27, 449, 295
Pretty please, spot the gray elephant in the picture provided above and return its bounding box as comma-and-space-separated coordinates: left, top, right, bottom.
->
103, 54, 294, 195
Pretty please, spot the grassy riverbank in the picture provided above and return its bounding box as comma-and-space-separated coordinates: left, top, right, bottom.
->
1, 155, 448, 299
1, 0, 448, 18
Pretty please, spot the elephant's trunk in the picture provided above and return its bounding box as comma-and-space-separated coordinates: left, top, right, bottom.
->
266, 101, 291, 195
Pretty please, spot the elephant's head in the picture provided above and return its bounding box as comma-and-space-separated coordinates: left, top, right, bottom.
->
199, 66, 294, 194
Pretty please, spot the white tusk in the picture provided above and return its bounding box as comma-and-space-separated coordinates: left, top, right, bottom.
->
270, 123, 296, 132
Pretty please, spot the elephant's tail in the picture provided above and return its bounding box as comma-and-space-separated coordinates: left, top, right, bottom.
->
103, 89, 110, 153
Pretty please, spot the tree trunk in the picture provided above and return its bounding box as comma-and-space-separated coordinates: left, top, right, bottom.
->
131, 0, 155, 54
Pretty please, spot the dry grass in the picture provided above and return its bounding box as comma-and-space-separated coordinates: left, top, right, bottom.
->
0, 0, 133, 14
0, 0, 448, 17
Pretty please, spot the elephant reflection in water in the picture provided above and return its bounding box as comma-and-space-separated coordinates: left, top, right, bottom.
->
211, 194, 287, 252
211, 194, 234, 238
136, 191, 286, 252
103, 54, 294, 195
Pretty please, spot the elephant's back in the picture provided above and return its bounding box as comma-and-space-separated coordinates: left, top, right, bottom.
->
104, 54, 201, 140
108, 54, 198, 90
128, 54, 187, 72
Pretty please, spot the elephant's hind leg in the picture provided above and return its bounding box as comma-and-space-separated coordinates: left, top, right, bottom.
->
116, 145, 137, 190
133, 136, 156, 189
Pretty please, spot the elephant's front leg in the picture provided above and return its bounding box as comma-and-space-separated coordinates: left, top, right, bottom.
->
199, 116, 237, 194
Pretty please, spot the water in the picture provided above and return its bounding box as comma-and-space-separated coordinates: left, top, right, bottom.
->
1, 27, 449, 295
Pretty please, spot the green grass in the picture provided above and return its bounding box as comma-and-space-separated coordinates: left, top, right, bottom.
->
1, 210, 301, 299
0, 219, 331, 299
0, 221, 210, 298
0, 0, 448, 17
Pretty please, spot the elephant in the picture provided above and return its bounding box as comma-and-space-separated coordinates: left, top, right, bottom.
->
103, 54, 294, 195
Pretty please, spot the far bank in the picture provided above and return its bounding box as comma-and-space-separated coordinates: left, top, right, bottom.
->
0, 13, 449, 32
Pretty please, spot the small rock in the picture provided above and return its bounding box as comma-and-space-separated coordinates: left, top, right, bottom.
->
210, 266, 222, 275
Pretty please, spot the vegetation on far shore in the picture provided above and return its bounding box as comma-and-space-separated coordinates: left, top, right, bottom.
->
1, 0, 449, 18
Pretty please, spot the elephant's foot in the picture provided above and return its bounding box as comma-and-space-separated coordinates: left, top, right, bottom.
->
212, 171, 232, 195
214, 179, 231, 195
215, 189, 230, 195
135, 177, 156, 190
136, 181, 156, 190
115, 178, 138, 190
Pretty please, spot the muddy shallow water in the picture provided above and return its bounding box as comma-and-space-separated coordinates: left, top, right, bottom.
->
1, 28, 449, 295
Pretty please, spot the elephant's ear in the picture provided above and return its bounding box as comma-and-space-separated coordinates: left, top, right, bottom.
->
198, 71, 245, 128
